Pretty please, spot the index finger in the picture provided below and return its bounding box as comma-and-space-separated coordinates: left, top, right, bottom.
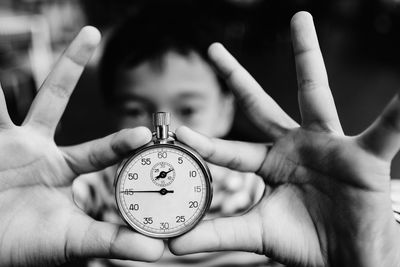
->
208, 43, 298, 140
176, 126, 269, 174
169, 213, 263, 255
23, 26, 101, 136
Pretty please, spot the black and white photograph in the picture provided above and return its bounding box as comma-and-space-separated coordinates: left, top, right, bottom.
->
0, 1, 400, 266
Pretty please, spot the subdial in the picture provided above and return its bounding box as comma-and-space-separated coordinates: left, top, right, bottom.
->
151, 162, 176, 187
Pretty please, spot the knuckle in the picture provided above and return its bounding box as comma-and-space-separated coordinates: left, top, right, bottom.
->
109, 225, 123, 256
88, 151, 106, 170
203, 138, 218, 160
225, 153, 242, 169
298, 79, 328, 93
46, 82, 71, 99
237, 92, 258, 113
110, 130, 131, 154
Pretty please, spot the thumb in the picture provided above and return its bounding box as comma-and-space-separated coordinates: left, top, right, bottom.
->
67, 215, 164, 261
169, 212, 263, 255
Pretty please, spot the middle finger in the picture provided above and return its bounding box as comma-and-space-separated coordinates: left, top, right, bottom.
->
23, 26, 101, 136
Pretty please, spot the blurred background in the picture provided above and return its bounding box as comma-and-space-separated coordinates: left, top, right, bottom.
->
1, 0, 400, 175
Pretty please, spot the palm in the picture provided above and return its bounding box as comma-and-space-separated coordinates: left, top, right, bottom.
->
0, 128, 72, 188
0, 186, 81, 265
0, 27, 164, 267
0, 127, 77, 264
170, 12, 400, 267
256, 129, 391, 265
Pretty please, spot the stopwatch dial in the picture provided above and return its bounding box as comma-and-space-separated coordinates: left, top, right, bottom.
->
116, 145, 211, 238
150, 162, 176, 187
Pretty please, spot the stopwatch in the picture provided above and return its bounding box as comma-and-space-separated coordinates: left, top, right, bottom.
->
115, 112, 213, 238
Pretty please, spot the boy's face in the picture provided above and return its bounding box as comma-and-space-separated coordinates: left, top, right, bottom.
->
113, 51, 234, 137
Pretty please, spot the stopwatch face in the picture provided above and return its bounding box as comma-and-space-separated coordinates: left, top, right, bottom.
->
115, 143, 212, 238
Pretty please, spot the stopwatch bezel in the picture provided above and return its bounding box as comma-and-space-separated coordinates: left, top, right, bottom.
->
115, 141, 213, 239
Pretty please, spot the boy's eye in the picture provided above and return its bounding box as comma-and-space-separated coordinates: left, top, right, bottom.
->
179, 107, 196, 117
124, 107, 149, 118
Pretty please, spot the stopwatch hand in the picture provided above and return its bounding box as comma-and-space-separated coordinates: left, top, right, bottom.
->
120, 188, 174, 195
155, 169, 174, 179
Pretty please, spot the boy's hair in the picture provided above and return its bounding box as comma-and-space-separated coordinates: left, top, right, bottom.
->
99, 2, 228, 106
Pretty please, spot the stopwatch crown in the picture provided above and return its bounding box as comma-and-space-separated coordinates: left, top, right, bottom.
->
153, 112, 170, 140
153, 112, 170, 127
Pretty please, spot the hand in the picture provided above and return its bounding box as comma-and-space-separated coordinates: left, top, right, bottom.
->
169, 12, 400, 267
0, 27, 163, 267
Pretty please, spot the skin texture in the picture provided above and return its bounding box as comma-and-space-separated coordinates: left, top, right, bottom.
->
169, 12, 400, 267
0, 27, 164, 267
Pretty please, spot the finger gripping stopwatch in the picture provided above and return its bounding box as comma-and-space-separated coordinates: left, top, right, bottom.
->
115, 112, 213, 238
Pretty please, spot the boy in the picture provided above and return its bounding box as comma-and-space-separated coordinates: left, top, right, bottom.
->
75, 3, 269, 267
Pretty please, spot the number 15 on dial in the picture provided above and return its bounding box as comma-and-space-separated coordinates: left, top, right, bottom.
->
114, 112, 213, 238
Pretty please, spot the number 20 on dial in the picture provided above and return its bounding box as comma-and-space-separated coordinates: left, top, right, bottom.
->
114, 112, 212, 238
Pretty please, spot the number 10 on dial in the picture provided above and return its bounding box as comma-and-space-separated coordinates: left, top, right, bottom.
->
115, 112, 213, 238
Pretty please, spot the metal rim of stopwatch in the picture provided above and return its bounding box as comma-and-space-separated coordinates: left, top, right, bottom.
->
114, 134, 213, 239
